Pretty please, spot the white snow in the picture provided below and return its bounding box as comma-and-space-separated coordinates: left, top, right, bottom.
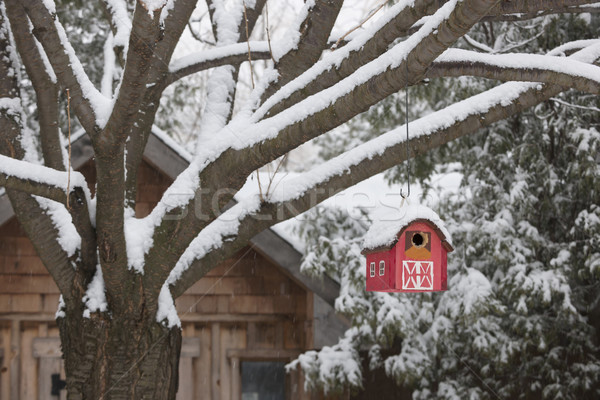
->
35, 197, 82, 259
139, 0, 168, 18
547, 39, 600, 57
183, 0, 458, 167
159, 0, 176, 24
157, 283, 181, 328
32, 32, 57, 83
0, 97, 21, 117
41, 0, 57, 14
55, 295, 66, 319
104, 0, 131, 50
270, 0, 315, 61
52, 12, 113, 127
101, 33, 116, 97
253, 0, 429, 120
287, 326, 363, 392
166, 195, 262, 284
437, 48, 600, 86
0, 153, 87, 193
82, 264, 108, 318
361, 202, 452, 251
169, 41, 270, 74
124, 154, 200, 272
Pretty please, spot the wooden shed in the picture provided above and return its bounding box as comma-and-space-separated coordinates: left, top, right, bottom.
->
0, 131, 348, 400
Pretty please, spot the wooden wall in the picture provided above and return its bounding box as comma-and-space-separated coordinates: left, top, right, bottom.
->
0, 160, 315, 400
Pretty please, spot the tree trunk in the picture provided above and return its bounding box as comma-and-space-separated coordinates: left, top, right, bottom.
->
57, 309, 181, 399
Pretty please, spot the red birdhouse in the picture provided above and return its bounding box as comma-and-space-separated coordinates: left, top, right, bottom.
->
361, 205, 453, 292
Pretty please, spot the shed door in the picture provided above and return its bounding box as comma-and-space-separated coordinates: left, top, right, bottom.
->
32, 338, 66, 400
32, 337, 201, 400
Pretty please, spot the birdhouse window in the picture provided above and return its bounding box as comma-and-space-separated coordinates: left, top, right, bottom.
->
370, 262, 375, 277
379, 260, 385, 276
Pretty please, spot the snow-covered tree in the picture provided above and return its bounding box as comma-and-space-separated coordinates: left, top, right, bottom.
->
0, 0, 599, 398
291, 9, 600, 400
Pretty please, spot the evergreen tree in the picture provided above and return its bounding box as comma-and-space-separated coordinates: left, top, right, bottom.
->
292, 12, 600, 399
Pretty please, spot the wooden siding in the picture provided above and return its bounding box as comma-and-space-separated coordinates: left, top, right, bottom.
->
0, 160, 314, 400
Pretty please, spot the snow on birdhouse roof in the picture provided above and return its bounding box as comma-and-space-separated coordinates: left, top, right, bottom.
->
361, 203, 453, 253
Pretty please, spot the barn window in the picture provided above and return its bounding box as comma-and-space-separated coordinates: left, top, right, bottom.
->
241, 361, 286, 400
379, 260, 385, 276
370, 262, 375, 277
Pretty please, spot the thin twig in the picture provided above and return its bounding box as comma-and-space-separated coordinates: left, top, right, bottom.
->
66, 89, 72, 209
242, 1, 255, 88
265, 154, 288, 197
256, 170, 264, 201
551, 97, 600, 113
265, 0, 276, 63
187, 20, 216, 46
331, 0, 387, 50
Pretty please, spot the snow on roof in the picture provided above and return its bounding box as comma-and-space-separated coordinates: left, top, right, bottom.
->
361, 203, 452, 253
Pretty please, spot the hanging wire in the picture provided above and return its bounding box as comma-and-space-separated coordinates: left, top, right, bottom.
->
400, 62, 411, 199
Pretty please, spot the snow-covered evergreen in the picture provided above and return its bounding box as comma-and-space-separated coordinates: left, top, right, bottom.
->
292, 12, 600, 399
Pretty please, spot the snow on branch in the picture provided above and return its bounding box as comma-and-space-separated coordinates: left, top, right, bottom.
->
18, 0, 112, 131
192, 0, 263, 146
166, 41, 600, 298
258, 0, 344, 102
139, 0, 499, 264
429, 49, 600, 94
101, 0, 165, 143
254, 0, 421, 118
485, 0, 600, 22
0, 154, 88, 204
167, 41, 271, 85
102, 0, 131, 51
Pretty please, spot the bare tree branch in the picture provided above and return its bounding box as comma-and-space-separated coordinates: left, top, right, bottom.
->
489, 0, 600, 17
193, 0, 266, 141
16, 0, 108, 134
166, 42, 271, 86
170, 79, 568, 297
259, 0, 344, 102
100, 0, 131, 65
101, 4, 164, 147
262, 0, 600, 118
261, 0, 440, 118
148, 0, 504, 301
92, 0, 175, 315
0, 14, 76, 297
0, 155, 88, 203
427, 49, 600, 94
123, 0, 199, 208
4, 1, 63, 170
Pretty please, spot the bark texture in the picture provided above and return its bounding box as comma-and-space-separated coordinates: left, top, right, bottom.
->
58, 309, 181, 400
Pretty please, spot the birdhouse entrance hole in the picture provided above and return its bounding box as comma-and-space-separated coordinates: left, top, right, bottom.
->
412, 232, 425, 247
